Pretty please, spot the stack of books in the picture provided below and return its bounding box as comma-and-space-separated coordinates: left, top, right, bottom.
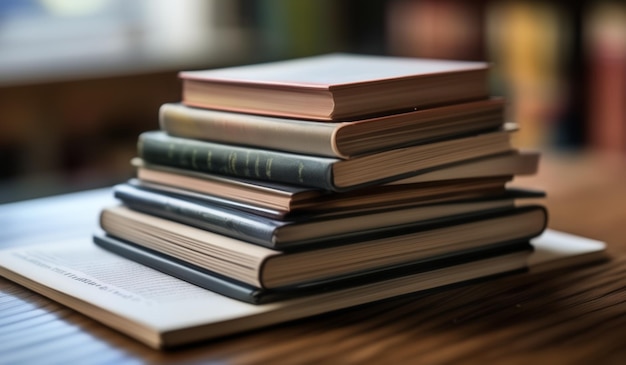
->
96, 53, 547, 305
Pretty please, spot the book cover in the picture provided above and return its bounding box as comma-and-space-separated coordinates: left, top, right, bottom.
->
160, 99, 505, 158
138, 130, 512, 191
113, 182, 538, 249
99, 205, 548, 289
0, 229, 606, 349
133, 151, 540, 214
134, 163, 512, 215
128, 177, 544, 220
179, 53, 489, 120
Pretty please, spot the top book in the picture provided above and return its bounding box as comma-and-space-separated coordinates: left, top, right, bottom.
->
179, 53, 490, 121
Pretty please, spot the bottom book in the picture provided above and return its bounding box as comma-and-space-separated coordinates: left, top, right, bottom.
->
92, 233, 532, 304
0, 230, 606, 349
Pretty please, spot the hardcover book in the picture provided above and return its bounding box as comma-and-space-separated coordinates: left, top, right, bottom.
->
160, 99, 505, 158
179, 53, 490, 120
99, 205, 548, 289
138, 130, 513, 191
133, 151, 540, 215
113, 182, 539, 248
0, 230, 607, 349
93, 233, 532, 304
134, 163, 512, 216
391, 150, 540, 184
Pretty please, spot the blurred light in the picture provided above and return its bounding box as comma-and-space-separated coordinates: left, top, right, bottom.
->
586, 2, 626, 153
39, 0, 109, 17
487, 1, 567, 149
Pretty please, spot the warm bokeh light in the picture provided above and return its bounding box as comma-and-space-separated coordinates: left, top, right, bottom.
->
586, 2, 626, 153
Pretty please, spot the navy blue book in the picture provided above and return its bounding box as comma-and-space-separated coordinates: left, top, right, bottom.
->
113, 183, 542, 249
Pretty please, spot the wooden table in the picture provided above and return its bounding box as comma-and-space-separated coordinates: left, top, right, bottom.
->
1, 151, 626, 364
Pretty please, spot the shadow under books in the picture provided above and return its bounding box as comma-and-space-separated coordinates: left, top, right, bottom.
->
3, 258, 618, 361
150, 259, 617, 359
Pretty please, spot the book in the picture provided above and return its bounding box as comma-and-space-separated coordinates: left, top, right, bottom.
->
160, 99, 505, 158
587, 3, 626, 153
138, 130, 513, 191
390, 150, 540, 184
0, 229, 607, 349
488, 2, 561, 148
179, 53, 490, 120
124, 172, 515, 215
99, 205, 548, 289
93, 233, 531, 304
134, 151, 540, 215
134, 163, 511, 216
113, 182, 530, 248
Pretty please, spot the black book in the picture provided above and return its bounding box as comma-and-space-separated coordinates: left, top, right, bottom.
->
93, 233, 532, 304
113, 182, 543, 249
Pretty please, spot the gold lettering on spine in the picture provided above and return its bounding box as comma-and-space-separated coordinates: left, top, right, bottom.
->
229, 152, 237, 174
298, 162, 305, 183
254, 155, 261, 177
265, 158, 273, 178
191, 149, 198, 169
167, 143, 176, 160
244, 151, 250, 176
181, 146, 189, 165
206, 150, 212, 170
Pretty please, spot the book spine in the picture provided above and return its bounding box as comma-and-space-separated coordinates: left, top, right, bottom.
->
159, 103, 340, 158
114, 184, 282, 248
138, 131, 336, 190
93, 233, 272, 304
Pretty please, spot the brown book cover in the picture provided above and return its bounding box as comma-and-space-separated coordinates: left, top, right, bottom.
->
133, 163, 513, 216
99, 205, 548, 289
160, 99, 505, 158
179, 53, 489, 120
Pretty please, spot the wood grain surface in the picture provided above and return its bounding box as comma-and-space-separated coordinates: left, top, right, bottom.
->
1, 151, 626, 364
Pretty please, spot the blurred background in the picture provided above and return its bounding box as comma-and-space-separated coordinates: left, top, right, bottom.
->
1, 0, 625, 203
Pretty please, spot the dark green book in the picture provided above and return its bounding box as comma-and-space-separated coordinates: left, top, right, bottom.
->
138, 130, 512, 191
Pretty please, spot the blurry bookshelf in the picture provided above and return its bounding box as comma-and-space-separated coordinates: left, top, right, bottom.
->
488, 0, 571, 150
387, 0, 625, 155
586, 2, 626, 154
1, 0, 625, 203
0, 0, 253, 202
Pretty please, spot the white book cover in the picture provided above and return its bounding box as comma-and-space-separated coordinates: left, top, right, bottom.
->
0, 229, 606, 349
